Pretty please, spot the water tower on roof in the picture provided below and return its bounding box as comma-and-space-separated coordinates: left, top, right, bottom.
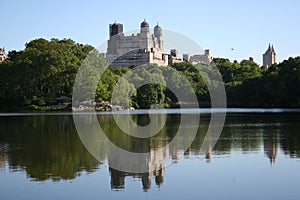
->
109, 22, 123, 38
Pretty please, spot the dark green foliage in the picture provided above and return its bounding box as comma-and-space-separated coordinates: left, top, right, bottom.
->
216, 57, 300, 108
0, 38, 94, 109
0, 37, 300, 110
0, 115, 101, 181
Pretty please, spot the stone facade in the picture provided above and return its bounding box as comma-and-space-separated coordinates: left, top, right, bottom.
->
106, 20, 212, 67
263, 44, 276, 68
169, 49, 212, 65
0, 48, 7, 63
185, 49, 212, 65
106, 20, 168, 68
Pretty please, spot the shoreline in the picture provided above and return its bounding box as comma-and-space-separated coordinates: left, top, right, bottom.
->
1, 108, 300, 116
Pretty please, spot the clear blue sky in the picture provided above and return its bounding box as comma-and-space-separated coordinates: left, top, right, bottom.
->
2, 0, 299, 65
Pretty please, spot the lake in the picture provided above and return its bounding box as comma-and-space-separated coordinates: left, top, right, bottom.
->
0, 109, 300, 200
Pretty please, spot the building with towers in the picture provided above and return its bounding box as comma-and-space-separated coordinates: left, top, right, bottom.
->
263, 44, 276, 68
106, 20, 168, 68
106, 20, 212, 68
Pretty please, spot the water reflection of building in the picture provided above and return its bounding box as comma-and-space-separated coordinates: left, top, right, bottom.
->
0, 145, 7, 170
263, 132, 278, 165
109, 167, 164, 192
108, 147, 167, 192
205, 151, 212, 163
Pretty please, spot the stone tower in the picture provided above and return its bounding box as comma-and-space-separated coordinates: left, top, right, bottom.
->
154, 23, 163, 50
263, 44, 276, 68
140, 20, 150, 50
140, 19, 150, 36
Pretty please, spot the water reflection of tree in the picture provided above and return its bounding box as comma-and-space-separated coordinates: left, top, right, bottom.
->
279, 120, 300, 158
213, 114, 263, 154
0, 115, 101, 181
1, 113, 300, 187
101, 113, 300, 192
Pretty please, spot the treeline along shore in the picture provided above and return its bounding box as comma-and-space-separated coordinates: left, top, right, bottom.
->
0, 38, 300, 111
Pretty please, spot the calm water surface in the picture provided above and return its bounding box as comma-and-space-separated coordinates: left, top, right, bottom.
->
0, 110, 300, 200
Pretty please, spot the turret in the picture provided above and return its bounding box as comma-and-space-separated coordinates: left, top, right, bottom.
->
154, 23, 162, 38
154, 23, 163, 50
140, 19, 150, 37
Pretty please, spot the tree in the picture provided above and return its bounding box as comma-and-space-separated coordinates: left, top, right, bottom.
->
0, 38, 94, 109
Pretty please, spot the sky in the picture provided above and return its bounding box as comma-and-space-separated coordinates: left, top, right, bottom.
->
1, 0, 300, 65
